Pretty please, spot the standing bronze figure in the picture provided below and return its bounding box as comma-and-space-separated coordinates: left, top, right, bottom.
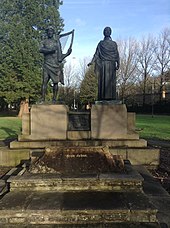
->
88, 27, 119, 101
40, 26, 74, 103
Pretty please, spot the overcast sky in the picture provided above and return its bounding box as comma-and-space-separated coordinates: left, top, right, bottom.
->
60, 0, 170, 60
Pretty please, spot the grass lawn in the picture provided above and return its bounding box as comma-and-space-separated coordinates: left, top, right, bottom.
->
0, 117, 22, 140
0, 114, 169, 141
136, 114, 170, 140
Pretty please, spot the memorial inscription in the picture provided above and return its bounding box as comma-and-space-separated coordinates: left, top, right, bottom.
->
68, 112, 90, 131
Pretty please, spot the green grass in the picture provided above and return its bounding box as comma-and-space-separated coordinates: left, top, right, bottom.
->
0, 117, 22, 140
136, 115, 170, 140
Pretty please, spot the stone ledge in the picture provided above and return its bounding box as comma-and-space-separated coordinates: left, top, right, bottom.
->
10, 139, 147, 149
18, 130, 139, 141
0, 223, 161, 227
8, 162, 143, 192
0, 148, 30, 166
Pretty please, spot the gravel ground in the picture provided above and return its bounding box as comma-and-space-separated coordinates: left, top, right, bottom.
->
147, 139, 170, 193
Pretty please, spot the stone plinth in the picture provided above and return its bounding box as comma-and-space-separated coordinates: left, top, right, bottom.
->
18, 104, 139, 142
91, 104, 130, 139
30, 105, 68, 140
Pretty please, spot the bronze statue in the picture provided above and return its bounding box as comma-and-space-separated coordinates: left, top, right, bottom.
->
88, 27, 119, 101
40, 26, 74, 103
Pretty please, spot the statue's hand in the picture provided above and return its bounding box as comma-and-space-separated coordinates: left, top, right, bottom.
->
67, 48, 72, 55
116, 62, 119, 70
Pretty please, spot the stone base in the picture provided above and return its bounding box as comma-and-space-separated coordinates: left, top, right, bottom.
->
0, 191, 157, 225
0, 223, 161, 228
10, 139, 147, 149
110, 148, 160, 167
8, 161, 143, 192
29, 104, 68, 140
20, 104, 139, 141
91, 104, 128, 139
0, 148, 30, 166
7, 140, 161, 168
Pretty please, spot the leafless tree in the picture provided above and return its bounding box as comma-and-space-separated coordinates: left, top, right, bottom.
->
117, 38, 139, 103
78, 56, 91, 83
136, 35, 157, 105
63, 61, 78, 88
155, 28, 170, 101
58, 61, 78, 106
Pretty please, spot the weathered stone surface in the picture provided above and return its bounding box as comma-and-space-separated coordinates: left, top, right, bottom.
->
0, 147, 29, 166
19, 104, 139, 141
30, 104, 68, 140
22, 113, 30, 135
127, 112, 136, 131
29, 146, 124, 174
67, 131, 91, 140
11, 139, 147, 149
0, 191, 157, 225
91, 104, 128, 139
8, 161, 143, 192
109, 148, 160, 167
0, 223, 161, 227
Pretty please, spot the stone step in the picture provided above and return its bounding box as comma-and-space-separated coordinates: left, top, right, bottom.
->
10, 138, 147, 149
0, 223, 161, 227
8, 162, 143, 192
0, 191, 157, 225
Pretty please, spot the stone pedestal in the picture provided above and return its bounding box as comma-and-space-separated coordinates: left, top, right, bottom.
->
19, 104, 139, 142
91, 104, 135, 139
3, 103, 161, 226
30, 105, 68, 140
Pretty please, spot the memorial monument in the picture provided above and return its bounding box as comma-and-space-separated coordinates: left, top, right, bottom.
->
0, 26, 160, 227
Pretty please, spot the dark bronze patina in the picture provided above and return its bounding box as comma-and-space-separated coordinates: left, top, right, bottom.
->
40, 26, 74, 103
88, 27, 119, 101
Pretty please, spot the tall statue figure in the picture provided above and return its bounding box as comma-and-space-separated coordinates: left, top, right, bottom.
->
88, 27, 119, 101
40, 26, 74, 103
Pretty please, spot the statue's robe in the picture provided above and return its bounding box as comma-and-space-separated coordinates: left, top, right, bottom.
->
40, 38, 64, 85
92, 38, 119, 100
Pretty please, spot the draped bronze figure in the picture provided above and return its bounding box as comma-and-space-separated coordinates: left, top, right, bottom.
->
88, 27, 119, 101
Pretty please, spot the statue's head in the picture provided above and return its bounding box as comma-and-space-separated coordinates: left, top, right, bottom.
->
46, 26, 55, 38
103, 27, 112, 37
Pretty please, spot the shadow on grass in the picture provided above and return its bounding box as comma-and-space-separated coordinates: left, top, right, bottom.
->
0, 110, 18, 117
0, 127, 18, 147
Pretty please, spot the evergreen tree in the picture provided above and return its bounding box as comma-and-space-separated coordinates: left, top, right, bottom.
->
0, 0, 64, 107
79, 65, 97, 104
